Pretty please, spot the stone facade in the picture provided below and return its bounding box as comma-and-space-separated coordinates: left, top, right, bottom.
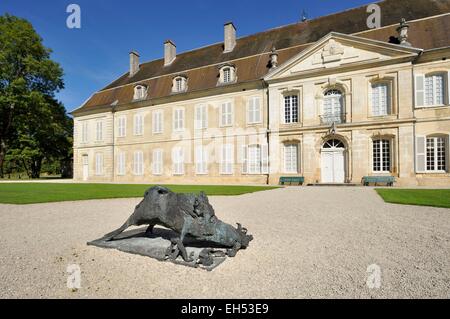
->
72, 7, 450, 186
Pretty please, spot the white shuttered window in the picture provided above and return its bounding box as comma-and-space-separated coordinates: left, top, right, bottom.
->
133, 114, 144, 136
118, 116, 126, 137
152, 110, 163, 134
247, 97, 262, 124
133, 151, 144, 176
284, 144, 298, 173
220, 144, 233, 175
220, 102, 233, 127
152, 149, 163, 175
172, 147, 184, 175
195, 105, 208, 130
117, 152, 126, 175
371, 83, 390, 116
173, 108, 185, 131
95, 153, 103, 175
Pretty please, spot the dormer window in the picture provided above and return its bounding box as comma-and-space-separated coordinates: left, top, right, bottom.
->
218, 65, 236, 85
133, 84, 147, 100
172, 76, 187, 93
223, 68, 231, 83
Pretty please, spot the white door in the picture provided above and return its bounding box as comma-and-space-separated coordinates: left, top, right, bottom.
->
82, 155, 89, 181
321, 150, 345, 183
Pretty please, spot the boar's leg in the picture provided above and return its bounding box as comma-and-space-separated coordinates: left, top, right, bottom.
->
167, 238, 193, 262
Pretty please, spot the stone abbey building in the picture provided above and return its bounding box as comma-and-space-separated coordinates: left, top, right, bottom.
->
72, 0, 450, 186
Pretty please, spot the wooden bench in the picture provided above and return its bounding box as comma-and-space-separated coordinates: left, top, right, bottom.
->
362, 176, 395, 186
279, 176, 305, 186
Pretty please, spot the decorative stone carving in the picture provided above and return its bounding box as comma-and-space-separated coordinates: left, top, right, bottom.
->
270, 47, 279, 69
322, 39, 345, 63
397, 18, 411, 47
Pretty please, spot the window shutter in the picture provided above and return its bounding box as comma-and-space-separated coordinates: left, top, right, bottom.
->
297, 143, 301, 173
447, 134, 450, 173
241, 145, 248, 174
247, 99, 252, 124
195, 107, 200, 129
447, 71, 450, 105
415, 74, 425, 108
261, 144, 269, 174
255, 97, 261, 123
415, 135, 426, 173
203, 105, 208, 129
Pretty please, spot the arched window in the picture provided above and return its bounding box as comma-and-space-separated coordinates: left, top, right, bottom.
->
219, 65, 236, 84
373, 139, 391, 172
322, 139, 345, 149
133, 85, 147, 100
172, 76, 187, 93
322, 89, 344, 124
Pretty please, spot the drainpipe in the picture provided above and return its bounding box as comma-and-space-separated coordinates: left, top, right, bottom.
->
263, 80, 270, 185
111, 106, 115, 183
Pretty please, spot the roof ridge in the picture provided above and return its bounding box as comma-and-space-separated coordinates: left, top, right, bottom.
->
135, 0, 385, 69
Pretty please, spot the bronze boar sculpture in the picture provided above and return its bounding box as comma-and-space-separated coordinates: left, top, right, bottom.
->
98, 186, 253, 265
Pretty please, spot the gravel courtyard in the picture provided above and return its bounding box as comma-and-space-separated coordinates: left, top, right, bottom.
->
0, 187, 449, 298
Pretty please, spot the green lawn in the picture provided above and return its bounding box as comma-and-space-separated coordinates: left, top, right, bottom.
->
0, 183, 279, 205
376, 189, 450, 209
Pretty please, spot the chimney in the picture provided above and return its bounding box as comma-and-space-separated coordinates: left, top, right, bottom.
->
224, 22, 236, 53
129, 51, 140, 77
164, 40, 176, 66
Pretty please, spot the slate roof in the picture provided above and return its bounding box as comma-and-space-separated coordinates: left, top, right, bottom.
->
72, 0, 450, 115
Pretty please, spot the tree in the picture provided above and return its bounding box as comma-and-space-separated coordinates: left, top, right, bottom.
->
0, 14, 67, 178
8, 95, 73, 178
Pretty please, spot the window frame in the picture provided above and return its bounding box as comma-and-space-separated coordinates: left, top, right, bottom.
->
322, 89, 344, 124
117, 116, 127, 138
95, 120, 103, 142
424, 73, 446, 107
81, 121, 88, 143
117, 151, 126, 176
284, 143, 299, 174
133, 113, 144, 136
133, 85, 148, 101
172, 146, 185, 175
194, 104, 208, 130
95, 153, 104, 176
219, 101, 233, 127
247, 96, 262, 125
247, 144, 262, 175
372, 139, 392, 173
220, 144, 234, 175
133, 151, 144, 176
173, 108, 185, 132
219, 65, 236, 85
426, 136, 447, 173
283, 94, 299, 124
195, 145, 208, 175
370, 81, 392, 117
152, 149, 163, 176
152, 110, 163, 134
172, 76, 187, 93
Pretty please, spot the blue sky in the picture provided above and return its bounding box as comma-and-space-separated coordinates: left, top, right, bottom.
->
0, 0, 375, 113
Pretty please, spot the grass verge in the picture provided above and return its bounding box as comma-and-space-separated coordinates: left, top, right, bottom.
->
376, 188, 450, 209
0, 183, 279, 205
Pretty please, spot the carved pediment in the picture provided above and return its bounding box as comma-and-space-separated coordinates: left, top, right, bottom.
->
265, 32, 422, 81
